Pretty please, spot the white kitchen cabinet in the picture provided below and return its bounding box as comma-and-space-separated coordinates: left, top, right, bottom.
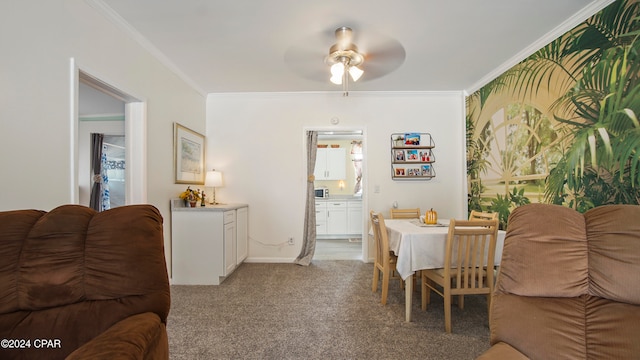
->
315, 201, 328, 235
326, 201, 347, 234
314, 148, 346, 180
223, 210, 236, 276
347, 200, 363, 235
316, 198, 362, 238
236, 206, 248, 263
170, 200, 248, 285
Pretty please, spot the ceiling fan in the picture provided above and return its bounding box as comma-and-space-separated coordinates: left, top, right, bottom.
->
284, 26, 406, 95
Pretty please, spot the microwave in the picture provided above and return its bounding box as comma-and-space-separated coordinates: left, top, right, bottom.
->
315, 188, 329, 198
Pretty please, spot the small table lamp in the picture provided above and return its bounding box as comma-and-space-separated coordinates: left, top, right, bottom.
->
205, 170, 223, 204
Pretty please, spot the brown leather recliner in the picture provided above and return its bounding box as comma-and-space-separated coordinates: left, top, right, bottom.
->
0, 204, 170, 360
478, 203, 640, 359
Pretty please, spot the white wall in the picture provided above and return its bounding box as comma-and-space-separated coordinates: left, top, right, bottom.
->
206, 91, 466, 262
0, 2, 466, 268
0, 2, 206, 274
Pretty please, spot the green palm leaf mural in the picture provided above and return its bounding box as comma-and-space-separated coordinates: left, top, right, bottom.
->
467, 0, 640, 221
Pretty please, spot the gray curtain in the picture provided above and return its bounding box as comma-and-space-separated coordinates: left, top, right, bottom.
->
89, 133, 104, 211
294, 130, 318, 266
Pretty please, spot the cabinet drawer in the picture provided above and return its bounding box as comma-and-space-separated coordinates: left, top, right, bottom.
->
223, 210, 236, 224
327, 201, 347, 209
347, 200, 362, 209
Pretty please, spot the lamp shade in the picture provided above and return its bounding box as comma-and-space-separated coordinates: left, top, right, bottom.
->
330, 63, 344, 84
349, 66, 363, 81
205, 170, 223, 187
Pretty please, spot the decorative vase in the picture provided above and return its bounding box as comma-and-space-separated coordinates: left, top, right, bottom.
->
189, 201, 197, 208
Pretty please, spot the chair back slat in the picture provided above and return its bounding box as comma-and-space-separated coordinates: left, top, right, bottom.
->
390, 208, 421, 219
469, 210, 498, 221
445, 219, 499, 294
370, 211, 391, 266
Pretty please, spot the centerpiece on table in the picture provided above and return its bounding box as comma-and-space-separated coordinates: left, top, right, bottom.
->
179, 186, 202, 207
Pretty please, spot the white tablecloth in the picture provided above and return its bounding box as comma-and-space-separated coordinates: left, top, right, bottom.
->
384, 219, 506, 280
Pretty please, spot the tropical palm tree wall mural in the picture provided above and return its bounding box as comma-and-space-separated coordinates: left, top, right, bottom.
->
466, 0, 639, 228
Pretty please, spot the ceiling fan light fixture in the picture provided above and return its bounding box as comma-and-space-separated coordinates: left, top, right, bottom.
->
325, 27, 365, 96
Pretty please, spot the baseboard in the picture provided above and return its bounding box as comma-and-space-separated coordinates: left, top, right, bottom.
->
244, 257, 295, 263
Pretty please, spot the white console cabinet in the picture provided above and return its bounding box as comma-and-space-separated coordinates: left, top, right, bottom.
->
170, 200, 248, 285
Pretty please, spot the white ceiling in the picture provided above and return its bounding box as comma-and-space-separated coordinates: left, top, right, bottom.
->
93, 0, 612, 95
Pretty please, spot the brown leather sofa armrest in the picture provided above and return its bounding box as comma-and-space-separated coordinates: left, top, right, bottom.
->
65, 312, 168, 360
477, 342, 530, 360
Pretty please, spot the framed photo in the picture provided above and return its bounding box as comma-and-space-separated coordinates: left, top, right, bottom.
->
406, 149, 419, 161
174, 123, 205, 184
419, 150, 432, 162
395, 167, 406, 177
394, 150, 405, 161
404, 133, 420, 146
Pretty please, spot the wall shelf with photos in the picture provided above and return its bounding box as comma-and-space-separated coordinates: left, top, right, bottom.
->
390, 132, 436, 180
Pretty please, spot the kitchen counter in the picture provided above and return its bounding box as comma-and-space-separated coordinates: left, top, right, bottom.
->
170, 199, 248, 211
316, 196, 362, 201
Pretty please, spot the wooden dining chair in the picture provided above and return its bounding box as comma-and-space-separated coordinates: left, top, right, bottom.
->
469, 210, 500, 289
390, 208, 421, 219
389, 207, 422, 289
468, 210, 498, 221
370, 211, 403, 305
421, 218, 499, 333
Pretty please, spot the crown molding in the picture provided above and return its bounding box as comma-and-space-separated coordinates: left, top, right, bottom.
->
86, 0, 207, 96
206, 90, 465, 99
465, 0, 616, 95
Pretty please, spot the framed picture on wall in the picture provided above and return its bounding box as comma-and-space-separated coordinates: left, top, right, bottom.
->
405, 149, 419, 161
174, 122, 205, 184
404, 133, 420, 146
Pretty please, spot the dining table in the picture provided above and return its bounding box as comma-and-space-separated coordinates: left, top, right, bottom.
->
382, 218, 506, 322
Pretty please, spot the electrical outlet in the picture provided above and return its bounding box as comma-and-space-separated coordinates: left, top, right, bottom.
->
288, 237, 294, 245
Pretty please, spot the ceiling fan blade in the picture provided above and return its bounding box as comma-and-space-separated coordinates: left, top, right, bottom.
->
284, 42, 328, 82
284, 28, 337, 82
360, 39, 406, 81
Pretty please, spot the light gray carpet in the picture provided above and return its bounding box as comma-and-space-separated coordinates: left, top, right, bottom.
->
167, 261, 491, 359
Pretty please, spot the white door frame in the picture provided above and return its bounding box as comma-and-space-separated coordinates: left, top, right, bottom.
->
70, 58, 147, 205
306, 127, 369, 262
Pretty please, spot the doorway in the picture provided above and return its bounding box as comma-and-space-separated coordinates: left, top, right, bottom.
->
71, 60, 147, 206
78, 81, 125, 208
312, 130, 366, 261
